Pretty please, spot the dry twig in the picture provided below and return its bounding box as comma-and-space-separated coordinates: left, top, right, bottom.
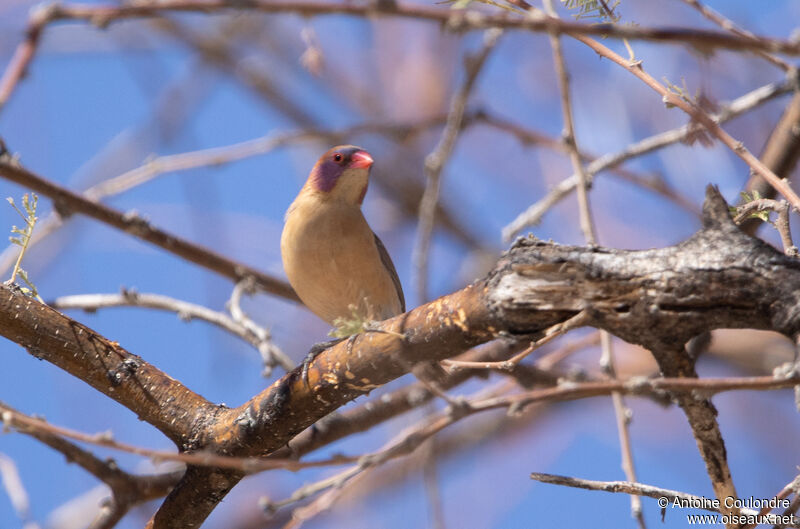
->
412, 28, 502, 302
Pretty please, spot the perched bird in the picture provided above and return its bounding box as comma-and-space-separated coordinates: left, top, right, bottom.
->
281, 145, 405, 331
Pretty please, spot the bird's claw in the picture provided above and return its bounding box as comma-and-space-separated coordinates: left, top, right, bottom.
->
301, 337, 346, 388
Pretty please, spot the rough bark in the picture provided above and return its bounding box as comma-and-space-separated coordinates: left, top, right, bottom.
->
2, 186, 799, 527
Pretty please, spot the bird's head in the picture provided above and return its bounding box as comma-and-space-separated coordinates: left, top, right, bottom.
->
306, 145, 374, 205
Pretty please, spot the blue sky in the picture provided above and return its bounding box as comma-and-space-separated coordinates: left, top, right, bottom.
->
1, 0, 799, 527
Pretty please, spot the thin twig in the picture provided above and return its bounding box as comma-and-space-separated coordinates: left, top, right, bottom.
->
572, 34, 800, 214
3, 0, 800, 112
0, 3, 52, 112
732, 198, 797, 255
744, 474, 800, 529
0, 403, 358, 474
740, 91, 800, 235
441, 310, 588, 370
734, 197, 786, 223
2, 1, 800, 68
228, 279, 294, 374
0, 401, 180, 528
776, 202, 797, 256
540, 5, 643, 523
267, 368, 800, 517
412, 28, 502, 303
542, 0, 596, 243
678, 0, 794, 72
477, 112, 701, 217
778, 497, 800, 529
529, 472, 800, 527
503, 79, 793, 240
0, 159, 299, 301
266, 380, 511, 516
600, 331, 646, 527
50, 288, 294, 373
279, 471, 362, 529
535, 331, 600, 370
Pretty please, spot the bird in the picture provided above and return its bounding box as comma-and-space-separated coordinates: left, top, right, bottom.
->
281, 145, 405, 336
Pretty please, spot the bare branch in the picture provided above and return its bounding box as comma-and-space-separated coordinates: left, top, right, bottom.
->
441, 310, 588, 370
1, 0, 800, 116
0, 403, 179, 529
228, 280, 294, 374
413, 28, 502, 303
678, 0, 795, 72
740, 91, 800, 235
0, 158, 298, 301
5, 187, 800, 527
51, 288, 293, 373
0, 402, 357, 474
529, 472, 800, 527
571, 34, 800, 214
503, 79, 793, 240
541, 0, 596, 243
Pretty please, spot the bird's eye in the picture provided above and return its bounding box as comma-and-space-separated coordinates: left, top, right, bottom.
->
333, 153, 343, 163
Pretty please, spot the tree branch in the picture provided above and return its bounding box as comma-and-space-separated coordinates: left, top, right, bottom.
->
413, 28, 502, 302
0, 158, 298, 302
4, 186, 800, 527
529, 472, 800, 527
154, 185, 800, 526
0, 286, 218, 445
741, 91, 800, 235
502, 78, 792, 240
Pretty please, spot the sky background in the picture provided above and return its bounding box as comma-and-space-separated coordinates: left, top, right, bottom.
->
0, 0, 799, 527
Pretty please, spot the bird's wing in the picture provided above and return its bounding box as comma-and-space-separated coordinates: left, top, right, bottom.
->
373, 231, 406, 313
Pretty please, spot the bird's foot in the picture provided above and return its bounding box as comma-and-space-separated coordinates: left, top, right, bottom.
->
301, 337, 346, 388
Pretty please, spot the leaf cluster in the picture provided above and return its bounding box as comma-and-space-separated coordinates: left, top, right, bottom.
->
6, 193, 42, 300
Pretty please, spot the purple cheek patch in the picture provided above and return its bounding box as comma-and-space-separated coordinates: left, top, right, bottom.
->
311, 161, 342, 192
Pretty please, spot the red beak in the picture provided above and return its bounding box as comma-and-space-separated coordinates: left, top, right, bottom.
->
350, 150, 374, 169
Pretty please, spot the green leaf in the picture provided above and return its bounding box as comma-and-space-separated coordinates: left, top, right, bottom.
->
17, 269, 39, 299
7, 192, 41, 293
753, 210, 770, 222
562, 0, 620, 22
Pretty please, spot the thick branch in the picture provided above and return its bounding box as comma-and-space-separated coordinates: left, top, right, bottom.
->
648, 343, 738, 517
0, 286, 218, 445
154, 186, 800, 526
492, 187, 800, 345
4, 186, 800, 527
